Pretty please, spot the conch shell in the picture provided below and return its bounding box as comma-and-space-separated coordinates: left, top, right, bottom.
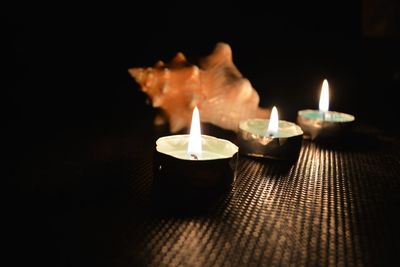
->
128, 42, 269, 133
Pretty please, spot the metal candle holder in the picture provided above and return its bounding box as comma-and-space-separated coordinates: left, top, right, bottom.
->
237, 119, 303, 160
154, 135, 238, 199
297, 109, 355, 141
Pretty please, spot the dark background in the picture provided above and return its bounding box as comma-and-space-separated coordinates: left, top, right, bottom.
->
5, 2, 400, 134
5, 2, 400, 266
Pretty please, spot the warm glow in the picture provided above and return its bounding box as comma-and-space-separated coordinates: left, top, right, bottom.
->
188, 106, 202, 157
266, 106, 279, 136
319, 79, 329, 112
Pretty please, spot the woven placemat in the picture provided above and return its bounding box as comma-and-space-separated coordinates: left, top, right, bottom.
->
122, 138, 400, 267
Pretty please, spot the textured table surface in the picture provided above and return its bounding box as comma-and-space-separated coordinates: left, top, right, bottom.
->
127, 139, 399, 267
10, 126, 400, 266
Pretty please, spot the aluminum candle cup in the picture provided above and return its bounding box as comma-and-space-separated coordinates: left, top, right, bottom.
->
237, 119, 303, 160
154, 134, 239, 197
297, 109, 355, 140
297, 79, 355, 141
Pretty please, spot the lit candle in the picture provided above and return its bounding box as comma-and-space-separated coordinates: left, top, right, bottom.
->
237, 106, 303, 160
266, 106, 279, 136
187, 106, 202, 159
297, 79, 355, 140
154, 107, 239, 195
319, 79, 329, 120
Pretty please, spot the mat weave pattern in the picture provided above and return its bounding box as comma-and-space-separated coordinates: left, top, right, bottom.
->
126, 140, 400, 267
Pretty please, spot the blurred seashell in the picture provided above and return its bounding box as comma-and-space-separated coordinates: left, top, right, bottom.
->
128, 42, 269, 133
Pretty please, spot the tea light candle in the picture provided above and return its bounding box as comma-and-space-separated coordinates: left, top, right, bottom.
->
237, 106, 303, 160
154, 107, 239, 195
297, 79, 355, 140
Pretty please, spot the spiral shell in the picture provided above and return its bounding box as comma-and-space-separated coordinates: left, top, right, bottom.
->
129, 42, 269, 133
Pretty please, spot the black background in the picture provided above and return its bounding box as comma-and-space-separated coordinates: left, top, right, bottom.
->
5, 2, 400, 266
6, 3, 399, 134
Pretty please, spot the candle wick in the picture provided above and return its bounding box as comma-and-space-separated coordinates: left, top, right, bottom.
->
190, 154, 199, 160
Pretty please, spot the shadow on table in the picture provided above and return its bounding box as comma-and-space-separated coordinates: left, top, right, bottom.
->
150, 181, 232, 217
307, 126, 396, 152
241, 155, 297, 176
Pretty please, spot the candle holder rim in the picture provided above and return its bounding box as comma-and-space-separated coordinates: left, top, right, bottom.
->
156, 134, 239, 161
239, 118, 303, 138
156, 134, 238, 146
298, 109, 355, 121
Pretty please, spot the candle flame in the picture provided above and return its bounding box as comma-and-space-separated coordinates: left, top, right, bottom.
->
319, 79, 329, 112
266, 106, 279, 136
188, 106, 202, 157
